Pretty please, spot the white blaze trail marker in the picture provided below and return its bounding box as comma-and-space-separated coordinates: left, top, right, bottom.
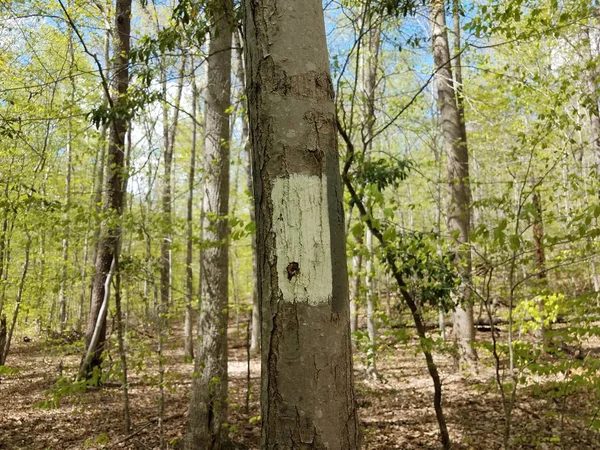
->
271, 174, 333, 305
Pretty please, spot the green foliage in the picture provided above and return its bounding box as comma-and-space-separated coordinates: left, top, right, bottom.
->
355, 157, 412, 193
38, 377, 89, 409
0, 365, 19, 377
513, 293, 564, 334
385, 231, 460, 312
82, 433, 109, 448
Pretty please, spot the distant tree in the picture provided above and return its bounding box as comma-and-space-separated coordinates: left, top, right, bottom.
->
185, 0, 233, 447
430, 0, 477, 363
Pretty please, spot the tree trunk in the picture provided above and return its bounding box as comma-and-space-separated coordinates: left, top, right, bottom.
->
365, 229, 377, 377
349, 246, 362, 334
244, 0, 361, 447
531, 180, 547, 343
362, 12, 380, 377
160, 56, 186, 311
185, 0, 233, 447
59, 27, 75, 333
0, 232, 31, 366
89, 18, 110, 313
80, 0, 131, 379
581, 25, 600, 183
233, 29, 260, 355
184, 58, 199, 360
0, 212, 10, 318
430, 0, 477, 363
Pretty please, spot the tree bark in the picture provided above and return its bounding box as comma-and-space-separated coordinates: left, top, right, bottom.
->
581, 25, 600, 191
430, 0, 477, 363
59, 25, 75, 333
233, 29, 260, 355
89, 17, 110, 314
362, 11, 381, 377
185, 0, 233, 447
184, 58, 199, 360
160, 56, 186, 311
349, 246, 362, 334
244, 0, 361, 448
80, 0, 131, 379
531, 180, 547, 343
0, 232, 31, 366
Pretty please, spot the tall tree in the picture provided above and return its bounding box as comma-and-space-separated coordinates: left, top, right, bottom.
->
160, 56, 186, 310
362, 11, 381, 377
185, 0, 233, 447
530, 178, 548, 343
184, 59, 199, 359
79, 0, 131, 379
233, 29, 260, 354
430, 0, 477, 363
244, 0, 361, 447
58, 20, 76, 333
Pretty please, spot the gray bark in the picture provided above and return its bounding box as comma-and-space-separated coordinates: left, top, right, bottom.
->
244, 0, 361, 448
582, 25, 600, 188
59, 27, 75, 333
89, 20, 110, 311
160, 57, 186, 310
430, 0, 477, 363
531, 180, 547, 343
349, 248, 362, 334
185, 0, 233, 448
233, 29, 260, 355
184, 60, 199, 360
362, 12, 380, 377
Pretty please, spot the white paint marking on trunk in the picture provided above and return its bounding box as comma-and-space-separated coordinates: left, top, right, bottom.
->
272, 174, 332, 305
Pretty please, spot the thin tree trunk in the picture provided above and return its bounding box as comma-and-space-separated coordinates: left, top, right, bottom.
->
0, 232, 31, 365
362, 11, 380, 375
0, 214, 9, 318
59, 27, 75, 333
114, 252, 130, 432
365, 229, 377, 377
244, 1, 361, 447
160, 56, 187, 311
80, 258, 115, 380
80, 0, 131, 379
185, 0, 233, 447
184, 59, 199, 360
430, 0, 476, 363
233, 29, 260, 354
531, 179, 547, 343
90, 18, 111, 309
349, 246, 362, 334
582, 26, 600, 183
115, 126, 133, 433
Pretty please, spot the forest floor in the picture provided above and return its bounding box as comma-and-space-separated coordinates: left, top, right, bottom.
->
1, 322, 600, 450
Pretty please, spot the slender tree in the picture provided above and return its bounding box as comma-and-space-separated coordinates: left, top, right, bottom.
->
233, 29, 260, 354
58, 21, 76, 333
185, 0, 233, 447
244, 0, 361, 447
362, 11, 381, 377
430, 0, 477, 363
79, 0, 131, 379
530, 179, 548, 343
160, 56, 186, 310
184, 58, 199, 359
